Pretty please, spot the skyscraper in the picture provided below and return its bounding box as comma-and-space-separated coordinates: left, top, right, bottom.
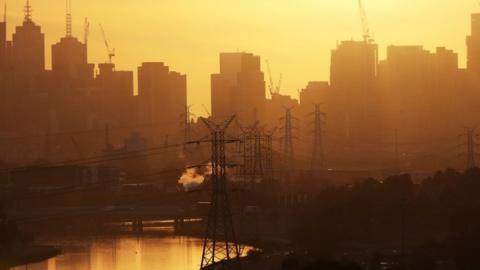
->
0, 5, 6, 94
51, 2, 93, 87
137, 62, 187, 134
84, 63, 134, 130
377, 45, 459, 145
0, 4, 6, 68
11, 1, 45, 91
467, 13, 480, 76
330, 40, 378, 143
299, 81, 329, 106
211, 52, 266, 123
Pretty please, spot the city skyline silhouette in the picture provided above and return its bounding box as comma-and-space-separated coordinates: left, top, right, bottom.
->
2, 0, 479, 117
3, 2, 480, 270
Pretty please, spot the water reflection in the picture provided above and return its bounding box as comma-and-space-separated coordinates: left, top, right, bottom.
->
12, 236, 206, 270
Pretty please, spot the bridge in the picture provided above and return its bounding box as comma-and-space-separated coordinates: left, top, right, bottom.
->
8, 204, 204, 232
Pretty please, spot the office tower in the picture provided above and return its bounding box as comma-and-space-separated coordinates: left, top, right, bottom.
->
299, 81, 329, 106
378, 45, 459, 145
11, 1, 45, 92
0, 6, 5, 67
51, 3, 93, 88
0, 5, 7, 90
211, 52, 266, 123
330, 40, 378, 143
138, 62, 187, 134
51, 36, 90, 79
467, 13, 480, 76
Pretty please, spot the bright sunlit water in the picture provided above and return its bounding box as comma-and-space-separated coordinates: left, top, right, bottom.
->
12, 236, 208, 270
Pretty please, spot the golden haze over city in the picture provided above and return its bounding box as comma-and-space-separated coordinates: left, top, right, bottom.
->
4, 1, 480, 270
4, 0, 478, 116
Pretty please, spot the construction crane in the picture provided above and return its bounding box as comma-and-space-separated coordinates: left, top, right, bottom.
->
99, 24, 115, 64
265, 60, 282, 96
83, 18, 90, 46
358, 0, 373, 43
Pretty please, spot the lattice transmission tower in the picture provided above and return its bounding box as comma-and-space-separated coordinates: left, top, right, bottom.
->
281, 108, 295, 181
462, 127, 479, 169
311, 104, 325, 170
199, 116, 240, 270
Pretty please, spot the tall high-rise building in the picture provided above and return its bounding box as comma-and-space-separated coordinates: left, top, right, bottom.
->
51, 2, 93, 87
11, 1, 45, 92
138, 62, 187, 133
84, 63, 134, 129
51, 36, 93, 87
0, 2, 11, 75
0, 7, 6, 67
377, 45, 459, 145
467, 13, 480, 75
211, 52, 266, 123
0, 9, 6, 94
378, 45, 433, 142
330, 41, 378, 143
299, 81, 329, 106
298, 81, 332, 131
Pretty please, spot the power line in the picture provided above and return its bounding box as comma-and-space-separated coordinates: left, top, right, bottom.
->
0, 142, 188, 173
0, 119, 184, 143
4, 166, 188, 202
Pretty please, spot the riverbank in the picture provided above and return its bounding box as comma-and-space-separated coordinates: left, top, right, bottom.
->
0, 245, 61, 270
10, 234, 219, 270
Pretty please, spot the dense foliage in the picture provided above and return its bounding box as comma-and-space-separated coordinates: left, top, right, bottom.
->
290, 168, 480, 269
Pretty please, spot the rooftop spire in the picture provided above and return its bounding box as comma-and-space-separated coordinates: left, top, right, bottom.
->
66, 0, 72, 37
24, 0, 32, 22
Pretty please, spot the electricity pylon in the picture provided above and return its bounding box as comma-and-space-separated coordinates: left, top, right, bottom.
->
252, 128, 264, 190
281, 107, 295, 182
237, 121, 259, 190
263, 127, 277, 186
198, 116, 240, 270
462, 127, 479, 169
311, 104, 325, 170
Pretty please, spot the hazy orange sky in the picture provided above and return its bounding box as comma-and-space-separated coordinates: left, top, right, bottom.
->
4, 0, 479, 116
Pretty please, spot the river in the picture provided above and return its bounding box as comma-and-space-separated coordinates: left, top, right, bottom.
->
11, 235, 214, 270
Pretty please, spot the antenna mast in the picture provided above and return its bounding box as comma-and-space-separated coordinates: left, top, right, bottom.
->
66, 0, 72, 37
24, 0, 32, 22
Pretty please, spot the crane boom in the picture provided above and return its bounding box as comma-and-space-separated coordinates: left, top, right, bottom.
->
83, 18, 90, 45
265, 60, 282, 96
276, 73, 283, 94
99, 24, 115, 64
358, 0, 372, 42
266, 60, 275, 96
